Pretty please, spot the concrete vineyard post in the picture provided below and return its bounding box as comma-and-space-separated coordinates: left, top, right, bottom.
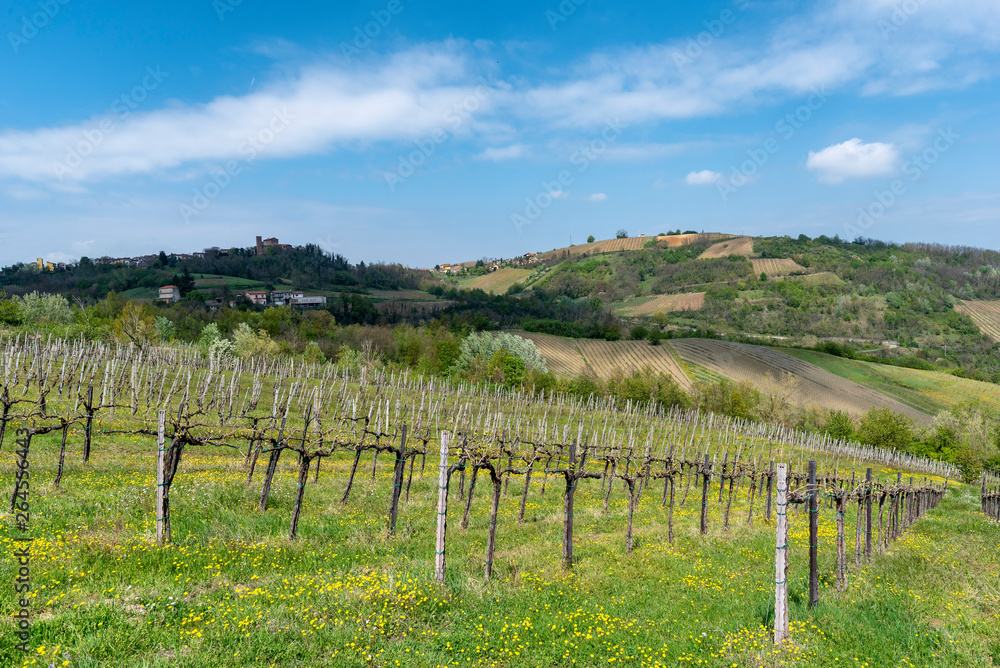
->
156, 410, 166, 545
435, 432, 450, 585
774, 463, 789, 644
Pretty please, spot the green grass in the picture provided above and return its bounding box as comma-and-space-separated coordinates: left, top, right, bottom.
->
191, 274, 267, 291
1, 430, 995, 667
779, 348, 1000, 414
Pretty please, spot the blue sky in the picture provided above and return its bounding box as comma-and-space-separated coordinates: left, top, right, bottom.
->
1, 0, 999, 268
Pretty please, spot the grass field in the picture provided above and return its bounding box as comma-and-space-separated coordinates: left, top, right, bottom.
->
1, 430, 995, 667
789, 272, 845, 286
780, 347, 1000, 415
669, 339, 931, 422
698, 237, 754, 260
191, 274, 267, 291
458, 269, 532, 294
954, 300, 1000, 342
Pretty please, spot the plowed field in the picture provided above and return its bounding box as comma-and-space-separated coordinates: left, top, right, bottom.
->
954, 300, 1000, 342
539, 233, 729, 260
577, 339, 695, 391
669, 338, 930, 422
751, 258, 805, 276
616, 292, 705, 317
518, 332, 694, 390
460, 268, 532, 294
698, 236, 754, 259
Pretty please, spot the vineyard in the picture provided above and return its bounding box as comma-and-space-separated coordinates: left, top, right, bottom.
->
615, 292, 705, 317
954, 299, 1000, 342
669, 339, 932, 422
698, 236, 755, 260
750, 258, 806, 277
2, 335, 997, 667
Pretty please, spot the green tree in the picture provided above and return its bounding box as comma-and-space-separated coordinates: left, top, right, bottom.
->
587, 235, 596, 243
616, 229, 628, 239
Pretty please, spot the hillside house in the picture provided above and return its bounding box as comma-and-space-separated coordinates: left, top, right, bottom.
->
244, 291, 268, 306
271, 290, 304, 306
290, 296, 327, 309
157, 285, 181, 303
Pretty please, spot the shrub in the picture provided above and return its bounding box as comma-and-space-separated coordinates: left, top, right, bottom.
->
857, 408, 914, 452
824, 410, 855, 440
13, 291, 74, 325
452, 332, 547, 375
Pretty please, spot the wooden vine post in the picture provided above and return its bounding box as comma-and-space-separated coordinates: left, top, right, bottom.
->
864, 468, 873, 560
258, 415, 288, 511
774, 462, 790, 644
835, 488, 847, 592
434, 432, 450, 585
288, 407, 315, 540
563, 439, 578, 569
808, 460, 819, 608
387, 425, 408, 535
700, 453, 711, 535
82, 385, 94, 462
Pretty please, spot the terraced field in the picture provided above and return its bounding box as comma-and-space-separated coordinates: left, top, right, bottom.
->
698, 236, 754, 259
519, 332, 694, 390
751, 258, 806, 276
782, 348, 1000, 414
954, 299, 1000, 342
669, 338, 931, 423
616, 292, 705, 317
460, 267, 532, 294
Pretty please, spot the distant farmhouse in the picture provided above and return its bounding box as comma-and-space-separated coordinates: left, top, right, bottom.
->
157, 285, 181, 303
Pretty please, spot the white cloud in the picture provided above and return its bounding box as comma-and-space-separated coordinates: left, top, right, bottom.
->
476, 144, 527, 161
588, 193, 607, 202
0, 43, 496, 184
806, 138, 899, 183
685, 170, 723, 185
